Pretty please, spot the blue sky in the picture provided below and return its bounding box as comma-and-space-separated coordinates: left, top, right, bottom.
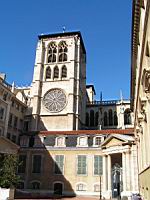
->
0, 0, 132, 100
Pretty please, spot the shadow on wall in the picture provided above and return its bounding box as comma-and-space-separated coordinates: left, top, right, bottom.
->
15, 119, 76, 199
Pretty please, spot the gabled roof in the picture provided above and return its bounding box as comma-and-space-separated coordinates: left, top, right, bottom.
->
39, 128, 134, 136
101, 134, 135, 147
0, 136, 19, 154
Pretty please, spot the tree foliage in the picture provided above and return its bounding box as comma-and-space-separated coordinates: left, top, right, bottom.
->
0, 154, 20, 188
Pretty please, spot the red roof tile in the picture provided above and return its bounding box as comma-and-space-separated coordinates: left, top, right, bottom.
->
39, 128, 134, 136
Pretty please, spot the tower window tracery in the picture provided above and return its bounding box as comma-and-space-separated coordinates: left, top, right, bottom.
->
54, 66, 59, 79
46, 66, 51, 79
114, 111, 118, 126
61, 65, 67, 78
108, 109, 113, 126
104, 112, 108, 126
47, 42, 57, 63
58, 41, 68, 62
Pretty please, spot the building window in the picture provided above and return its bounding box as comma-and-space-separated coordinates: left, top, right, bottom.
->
54, 155, 64, 175
104, 112, 108, 126
76, 183, 86, 191
124, 109, 131, 125
17, 181, 24, 189
94, 155, 103, 175
15, 103, 19, 110
53, 182, 63, 195
11, 100, 15, 107
31, 181, 40, 189
14, 116, 18, 128
23, 121, 29, 132
47, 42, 57, 63
20, 136, 29, 147
19, 119, 23, 130
114, 111, 118, 126
0, 128, 3, 136
55, 137, 65, 147
18, 155, 27, 173
108, 109, 113, 126
90, 110, 94, 126
0, 107, 5, 120
53, 66, 59, 79
146, 41, 150, 57
46, 66, 51, 79
58, 41, 68, 62
12, 135, 16, 143
94, 137, 102, 146
77, 155, 87, 175
8, 113, 13, 126
95, 112, 99, 126
85, 112, 89, 126
7, 132, 11, 139
77, 136, 88, 147
32, 155, 41, 173
94, 184, 100, 192
3, 92, 8, 101
61, 65, 67, 78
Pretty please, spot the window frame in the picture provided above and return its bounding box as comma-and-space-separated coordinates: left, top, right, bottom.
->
77, 136, 88, 147
32, 154, 42, 174
31, 180, 41, 190
18, 154, 27, 174
76, 182, 87, 191
93, 155, 103, 176
93, 136, 102, 147
54, 154, 65, 175
0, 106, 5, 121
55, 136, 66, 147
76, 155, 87, 176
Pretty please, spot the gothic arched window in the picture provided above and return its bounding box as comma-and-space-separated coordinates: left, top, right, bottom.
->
90, 110, 94, 127
114, 111, 118, 126
58, 41, 68, 62
108, 109, 113, 126
95, 112, 99, 126
61, 65, 67, 78
124, 109, 131, 125
104, 112, 108, 126
46, 66, 51, 79
54, 66, 59, 79
86, 112, 89, 127
47, 42, 57, 63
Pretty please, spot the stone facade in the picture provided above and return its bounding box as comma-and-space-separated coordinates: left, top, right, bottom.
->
131, 0, 150, 199
0, 31, 139, 199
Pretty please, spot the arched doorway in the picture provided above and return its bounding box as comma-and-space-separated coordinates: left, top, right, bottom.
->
54, 182, 63, 195
112, 163, 122, 198
111, 153, 122, 199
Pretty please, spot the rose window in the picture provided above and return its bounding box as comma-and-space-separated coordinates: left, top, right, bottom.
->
43, 89, 67, 112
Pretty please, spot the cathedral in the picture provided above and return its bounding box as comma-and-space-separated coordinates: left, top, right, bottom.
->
0, 31, 138, 199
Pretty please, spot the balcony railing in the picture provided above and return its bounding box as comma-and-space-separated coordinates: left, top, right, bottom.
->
87, 99, 130, 106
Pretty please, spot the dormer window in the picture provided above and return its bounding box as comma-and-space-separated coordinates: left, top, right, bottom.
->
93, 136, 103, 146
77, 136, 88, 147
55, 136, 66, 147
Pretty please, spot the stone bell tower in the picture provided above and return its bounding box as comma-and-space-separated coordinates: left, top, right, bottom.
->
29, 31, 86, 131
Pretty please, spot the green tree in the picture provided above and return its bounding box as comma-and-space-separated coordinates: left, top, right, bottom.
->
0, 154, 20, 188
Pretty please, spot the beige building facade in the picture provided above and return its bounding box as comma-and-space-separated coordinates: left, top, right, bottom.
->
131, 0, 150, 199
6, 31, 138, 199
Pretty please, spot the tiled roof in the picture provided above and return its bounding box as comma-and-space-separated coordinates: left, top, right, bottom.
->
39, 128, 134, 136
